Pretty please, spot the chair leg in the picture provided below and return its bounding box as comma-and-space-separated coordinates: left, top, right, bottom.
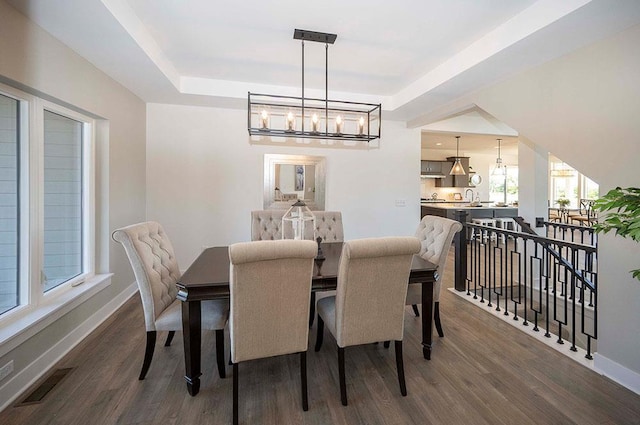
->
394, 341, 407, 396
338, 347, 347, 406
314, 316, 325, 352
300, 352, 309, 411
411, 304, 420, 317
434, 302, 444, 338
164, 330, 175, 347
309, 292, 316, 327
139, 331, 157, 380
215, 329, 226, 379
233, 363, 239, 425
383, 341, 390, 349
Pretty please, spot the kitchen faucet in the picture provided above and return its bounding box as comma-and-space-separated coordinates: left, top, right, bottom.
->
465, 189, 474, 201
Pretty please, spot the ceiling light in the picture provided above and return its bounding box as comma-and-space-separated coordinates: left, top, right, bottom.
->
492, 138, 505, 176
247, 29, 381, 142
450, 136, 466, 175
550, 161, 575, 177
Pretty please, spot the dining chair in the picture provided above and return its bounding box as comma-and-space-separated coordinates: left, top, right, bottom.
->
113, 221, 229, 380
251, 209, 344, 326
568, 199, 597, 226
314, 236, 421, 406
228, 239, 317, 425
308, 211, 344, 326
405, 215, 463, 337
250, 210, 286, 240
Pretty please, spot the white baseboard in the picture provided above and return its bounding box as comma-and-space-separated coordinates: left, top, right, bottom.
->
0, 282, 138, 411
594, 353, 640, 395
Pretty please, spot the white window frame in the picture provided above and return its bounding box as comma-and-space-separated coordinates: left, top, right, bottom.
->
36, 100, 96, 300
0, 83, 97, 326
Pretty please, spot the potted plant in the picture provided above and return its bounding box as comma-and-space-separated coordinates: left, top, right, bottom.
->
593, 187, 640, 281
556, 198, 570, 209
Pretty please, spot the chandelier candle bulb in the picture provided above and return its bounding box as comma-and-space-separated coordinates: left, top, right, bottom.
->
358, 116, 365, 135
260, 109, 269, 129
311, 113, 319, 133
286, 112, 295, 132
335, 115, 343, 134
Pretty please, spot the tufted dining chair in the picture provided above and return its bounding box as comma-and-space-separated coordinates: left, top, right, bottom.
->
229, 239, 317, 425
315, 237, 420, 406
251, 210, 344, 326
113, 221, 229, 380
251, 210, 343, 242
251, 210, 287, 240
405, 215, 463, 337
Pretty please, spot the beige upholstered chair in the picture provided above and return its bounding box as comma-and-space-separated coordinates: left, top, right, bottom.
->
313, 211, 344, 242
113, 222, 229, 380
229, 239, 317, 425
251, 210, 343, 242
406, 215, 463, 337
251, 210, 344, 326
314, 236, 421, 406
309, 211, 343, 325
251, 210, 286, 240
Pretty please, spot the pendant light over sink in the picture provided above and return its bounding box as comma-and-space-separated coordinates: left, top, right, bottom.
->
492, 138, 505, 176
449, 136, 466, 175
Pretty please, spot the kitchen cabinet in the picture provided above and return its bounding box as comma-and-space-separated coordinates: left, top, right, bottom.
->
421, 161, 442, 174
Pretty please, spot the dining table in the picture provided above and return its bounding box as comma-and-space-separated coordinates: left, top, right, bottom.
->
176, 241, 438, 396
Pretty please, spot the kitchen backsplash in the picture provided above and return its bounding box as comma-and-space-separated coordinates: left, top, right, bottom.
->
421, 179, 482, 201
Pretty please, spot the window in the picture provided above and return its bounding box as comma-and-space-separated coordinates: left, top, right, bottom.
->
0, 83, 94, 319
548, 156, 598, 208
0, 93, 19, 315
489, 165, 518, 204
43, 111, 84, 292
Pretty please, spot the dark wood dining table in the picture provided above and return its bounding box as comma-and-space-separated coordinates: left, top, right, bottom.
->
176, 242, 438, 396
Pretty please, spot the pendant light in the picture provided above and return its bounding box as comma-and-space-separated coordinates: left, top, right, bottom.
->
449, 136, 466, 175
492, 138, 505, 176
247, 29, 381, 142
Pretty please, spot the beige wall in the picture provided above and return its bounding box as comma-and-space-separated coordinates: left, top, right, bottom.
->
0, 0, 146, 402
418, 23, 640, 387
146, 103, 421, 267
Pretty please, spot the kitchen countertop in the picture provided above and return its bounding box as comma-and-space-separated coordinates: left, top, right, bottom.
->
421, 202, 517, 210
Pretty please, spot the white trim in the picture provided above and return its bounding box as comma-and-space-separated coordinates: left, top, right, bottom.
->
0, 281, 137, 411
594, 353, 640, 395
0, 274, 113, 357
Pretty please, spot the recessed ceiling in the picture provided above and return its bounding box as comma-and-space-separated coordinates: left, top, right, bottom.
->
421, 131, 519, 156
7, 0, 640, 123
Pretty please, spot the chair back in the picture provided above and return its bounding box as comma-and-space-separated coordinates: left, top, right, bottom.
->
314, 211, 344, 242
251, 210, 344, 241
414, 215, 463, 299
112, 222, 179, 331
229, 239, 317, 363
251, 210, 286, 240
334, 237, 420, 347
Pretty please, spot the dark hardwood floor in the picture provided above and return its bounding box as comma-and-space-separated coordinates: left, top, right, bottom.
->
2, 255, 639, 425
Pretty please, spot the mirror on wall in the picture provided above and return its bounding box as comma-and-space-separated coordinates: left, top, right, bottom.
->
264, 154, 326, 210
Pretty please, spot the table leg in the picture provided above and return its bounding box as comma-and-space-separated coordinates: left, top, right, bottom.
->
182, 299, 202, 396
421, 281, 434, 360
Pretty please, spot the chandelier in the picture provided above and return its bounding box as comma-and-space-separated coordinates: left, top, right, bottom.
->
550, 161, 575, 177
247, 29, 381, 142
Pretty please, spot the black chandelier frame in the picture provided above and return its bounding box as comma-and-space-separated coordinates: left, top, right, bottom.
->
247, 29, 382, 142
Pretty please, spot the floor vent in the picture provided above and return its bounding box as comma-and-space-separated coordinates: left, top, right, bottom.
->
16, 367, 74, 406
